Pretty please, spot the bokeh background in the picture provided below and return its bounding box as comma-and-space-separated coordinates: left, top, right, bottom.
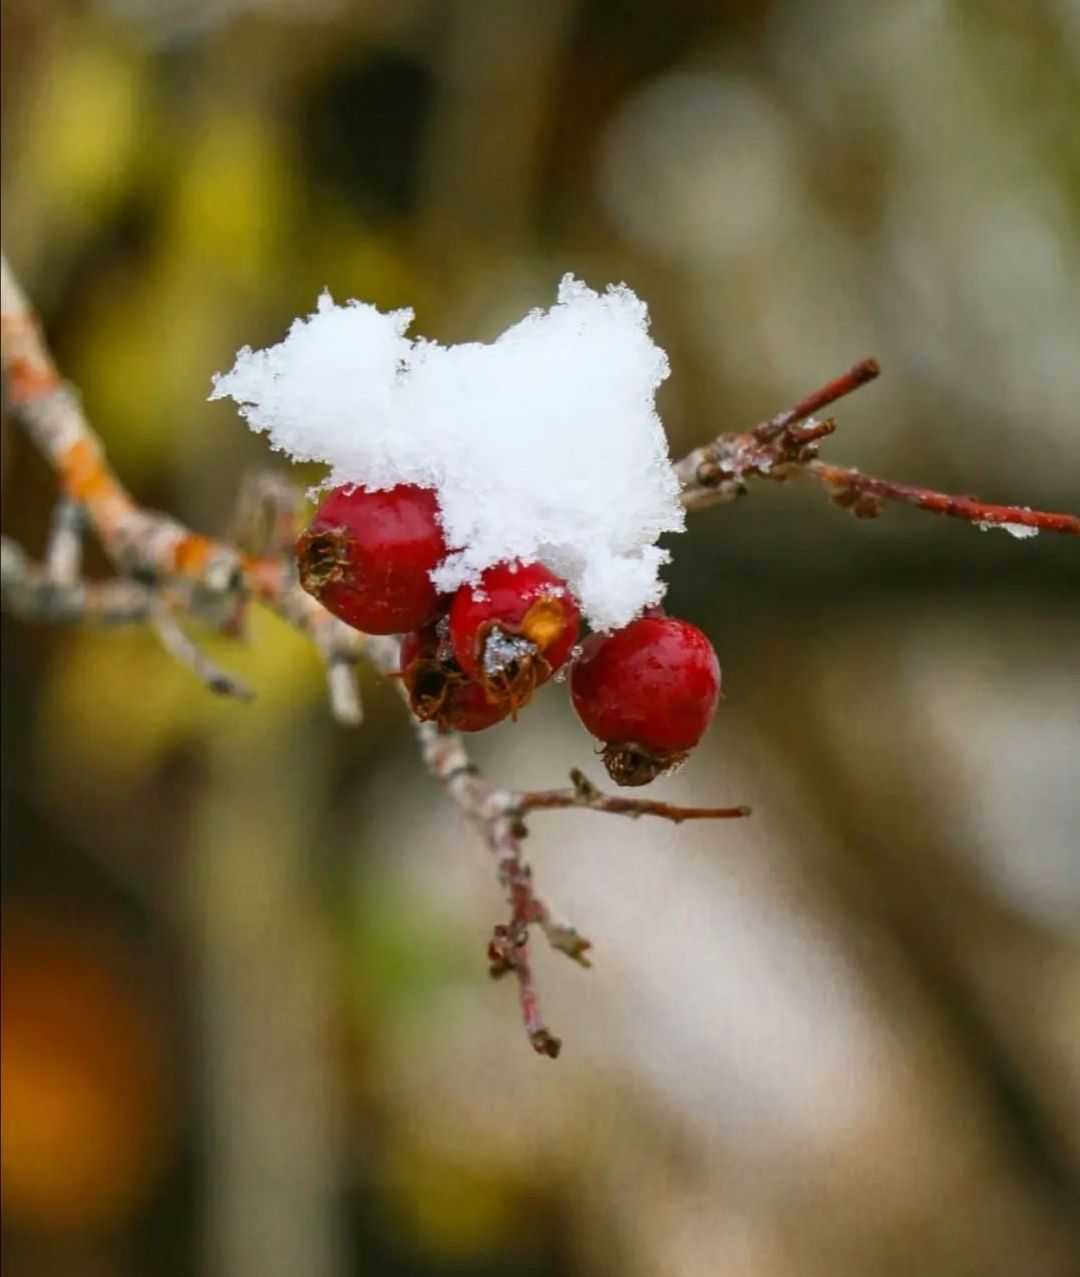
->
2, 1, 1079, 1275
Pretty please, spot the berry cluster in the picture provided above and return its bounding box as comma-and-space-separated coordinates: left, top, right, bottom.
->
297, 484, 720, 785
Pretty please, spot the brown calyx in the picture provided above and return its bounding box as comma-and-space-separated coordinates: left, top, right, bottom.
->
402, 642, 461, 724
477, 624, 551, 717
474, 596, 568, 715
296, 526, 351, 596
601, 742, 690, 788
407, 662, 456, 722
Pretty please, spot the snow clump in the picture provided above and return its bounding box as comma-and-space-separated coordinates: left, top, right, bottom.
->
210, 275, 684, 632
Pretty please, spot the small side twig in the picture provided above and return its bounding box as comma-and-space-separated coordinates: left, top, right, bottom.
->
518, 767, 751, 823
752, 358, 881, 443
44, 498, 86, 585
1, 536, 154, 624
324, 655, 363, 725
413, 715, 586, 1057
804, 462, 1080, 535
676, 358, 1079, 536
150, 605, 254, 701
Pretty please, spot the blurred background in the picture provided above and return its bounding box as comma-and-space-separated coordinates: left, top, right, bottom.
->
2, 1, 1079, 1275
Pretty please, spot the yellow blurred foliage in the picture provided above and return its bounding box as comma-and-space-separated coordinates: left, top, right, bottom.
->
381, 1139, 525, 1263
20, 23, 146, 241
161, 110, 292, 290
36, 604, 328, 804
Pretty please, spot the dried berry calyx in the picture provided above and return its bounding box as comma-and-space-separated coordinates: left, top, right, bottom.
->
297, 484, 448, 635
400, 624, 511, 734
570, 613, 721, 787
600, 742, 691, 788
448, 561, 581, 714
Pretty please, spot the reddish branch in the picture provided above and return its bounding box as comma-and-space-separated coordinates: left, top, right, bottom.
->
6, 247, 1074, 1056
677, 358, 1079, 535
519, 768, 751, 822
804, 463, 1080, 534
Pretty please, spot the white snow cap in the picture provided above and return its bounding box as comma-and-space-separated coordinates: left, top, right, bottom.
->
211, 274, 685, 631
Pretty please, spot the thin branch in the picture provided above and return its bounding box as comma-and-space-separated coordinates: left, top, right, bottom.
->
44, 498, 86, 584
752, 358, 881, 443
675, 358, 1079, 535
410, 712, 593, 1055
151, 605, 254, 701
804, 462, 1080, 535
230, 469, 306, 558
519, 767, 751, 822
1, 252, 243, 590
324, 655, 363, 726
674, 359, 879, 501
1, 536, 154, 624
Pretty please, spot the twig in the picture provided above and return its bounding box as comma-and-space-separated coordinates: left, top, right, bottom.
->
151, 605, 254, 701
1, 252, 244, 591
519, 767, 751, 822
804, 462, 1080, 535
1, 536, 154, 624
230, 470, 306, 558
675, 358, 1079, 535
324, 655, 363, 726
411, 718, 572, 1054
44, 498, 85, 584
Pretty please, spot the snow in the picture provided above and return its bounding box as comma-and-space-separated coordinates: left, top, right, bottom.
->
976, 519, 1039, 539
211, 275, 684, 631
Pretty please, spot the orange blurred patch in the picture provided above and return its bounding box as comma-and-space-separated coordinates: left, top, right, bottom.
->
1, 910, 174, 1233
57, 437, 125, 510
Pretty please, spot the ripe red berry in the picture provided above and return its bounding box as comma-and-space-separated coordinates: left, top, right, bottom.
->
400, 626, 511, 733
296, 484, 447, 635
570, 614, 721, 787
448, 561, 581, 713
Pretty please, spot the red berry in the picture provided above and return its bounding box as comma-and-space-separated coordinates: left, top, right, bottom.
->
570, 614, 721, 787
448, 561, 581, 713
400, 626, 511, 733
296, 484, 447, 634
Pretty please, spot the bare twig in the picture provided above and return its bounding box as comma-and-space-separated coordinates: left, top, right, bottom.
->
412, 717, 577, 1054
44, 498, 85, 584
151, 605, 254, 701
803, 462, 1080, 535
230, 470, 306, 558
324, 655, 363, 726
519, 767, 751, 822
675, 358, 1079, 535
2, 536, 154, 624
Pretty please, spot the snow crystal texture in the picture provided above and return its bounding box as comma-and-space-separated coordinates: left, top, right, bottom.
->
211, 275, 685, 631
